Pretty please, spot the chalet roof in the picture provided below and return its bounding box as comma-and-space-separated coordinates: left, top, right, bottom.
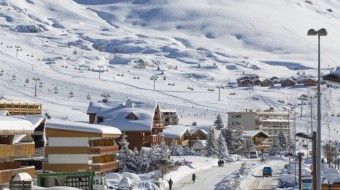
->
97, 100, 158, 131
162, 125, 189, 138
0, 116, 35, 134
46, 118, 121, 135
193, 140, 206, 150
160, 109, 177, 113
87, 101, 108, 114
242, 130, 270, 138
13, 115, 45, 129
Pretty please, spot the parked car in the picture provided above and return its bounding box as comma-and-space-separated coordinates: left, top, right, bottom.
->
249, 150, 258, 158
262, 166, 273, 177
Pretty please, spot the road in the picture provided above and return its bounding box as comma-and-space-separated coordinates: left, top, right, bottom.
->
247, 160, 285, 190
171, 162, 242, 190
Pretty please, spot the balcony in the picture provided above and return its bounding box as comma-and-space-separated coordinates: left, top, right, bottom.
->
0, 143, 35, 159
142, 135, 164, 144
89, 146, 119, 155
89, 161, 118, 172
0, 166, 35, 184
153, 120, 163, 129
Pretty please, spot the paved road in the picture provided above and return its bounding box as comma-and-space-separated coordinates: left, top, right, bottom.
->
248, 160, 285, 190
171, 162, 242, 190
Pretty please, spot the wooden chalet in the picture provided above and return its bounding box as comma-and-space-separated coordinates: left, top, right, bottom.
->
242, 130, 270, 151
0, 117, 36, 186
162, 125, 190, 146
281, 78, 296, 87
160, 109, 179, 126
43, 119, 121, 173
87, 99, 164, 150
303, 78, 317, 86
260, 79, 273, 87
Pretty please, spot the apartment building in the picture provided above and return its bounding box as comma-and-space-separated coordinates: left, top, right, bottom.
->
43, 119, 121, 173
0, 116, 35, 186
228, 107, 290, 141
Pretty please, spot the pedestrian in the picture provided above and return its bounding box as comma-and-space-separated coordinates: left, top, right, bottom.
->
168, 178, 173, 190
192, 173, 196, 183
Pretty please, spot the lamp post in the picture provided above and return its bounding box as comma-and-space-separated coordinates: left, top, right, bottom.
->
32, 77, 40, 97
307, 28, 327, 190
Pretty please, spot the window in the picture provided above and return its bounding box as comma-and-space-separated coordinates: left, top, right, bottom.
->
232, 115, 241, 118
125, 112, 138, 120
165, 118, 170, 122
231, 122, 240, 125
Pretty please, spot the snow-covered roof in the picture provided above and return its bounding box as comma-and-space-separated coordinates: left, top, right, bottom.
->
11, 172, 32, 181
97, 100, 158, 131
160, 109, 177, 113
193, 140, 206, 150
242, 130, 270, 138
46, 118, 121, 135
0, 116, 35, 134
87, 101, 108, 114
162, 125, 189, 138
0, 110, 9, 116
13, 115, 45, 129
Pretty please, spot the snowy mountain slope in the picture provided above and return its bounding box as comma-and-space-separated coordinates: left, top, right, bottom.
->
0, 0, 339, 138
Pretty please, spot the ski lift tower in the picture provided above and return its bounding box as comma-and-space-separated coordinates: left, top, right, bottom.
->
32, 77, 40, 97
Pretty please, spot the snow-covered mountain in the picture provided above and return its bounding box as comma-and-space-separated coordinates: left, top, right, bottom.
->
0, 0, 339, 136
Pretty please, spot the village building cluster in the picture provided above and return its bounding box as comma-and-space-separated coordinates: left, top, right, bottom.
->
0, 100, 292, 189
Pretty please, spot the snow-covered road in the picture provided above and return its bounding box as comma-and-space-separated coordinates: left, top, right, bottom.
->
171, 162, 242, 190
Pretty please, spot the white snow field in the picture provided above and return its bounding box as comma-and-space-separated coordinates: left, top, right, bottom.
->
1, 0, 340, 189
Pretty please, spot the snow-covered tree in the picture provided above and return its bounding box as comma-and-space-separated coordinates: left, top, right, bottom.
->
222, 127, 233, 151
117, 133, 138, 172
278, 130, 287, 152
287, 136, 295, 153
170, 139, 183, 156
182, 146, 197, 156
214, 114, 224, 130
205, 127, 218, 157
217, 133, 229, 159
246, 139, 255, 157
269, 137, 280, 156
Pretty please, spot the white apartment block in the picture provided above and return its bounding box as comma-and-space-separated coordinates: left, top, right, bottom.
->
227, 107, 290, 141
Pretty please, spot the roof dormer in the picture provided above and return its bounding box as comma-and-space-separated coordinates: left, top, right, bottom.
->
126, 112, 138, 120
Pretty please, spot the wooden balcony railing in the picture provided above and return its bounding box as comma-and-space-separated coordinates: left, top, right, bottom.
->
0, 143, 35, 159
89, 161, 118, 172
0, 166, 35, 184
142, 135, 164, 144
254, 137, 265, 142
89, 146, 119, 155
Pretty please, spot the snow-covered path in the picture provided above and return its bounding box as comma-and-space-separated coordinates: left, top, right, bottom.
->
171, 162, 242, 190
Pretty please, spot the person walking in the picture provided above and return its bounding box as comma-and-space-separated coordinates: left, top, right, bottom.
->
192, 173, 196, 183
168, 178, 173, 190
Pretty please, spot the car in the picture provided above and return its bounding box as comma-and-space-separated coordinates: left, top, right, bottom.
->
262, 166, 273, 177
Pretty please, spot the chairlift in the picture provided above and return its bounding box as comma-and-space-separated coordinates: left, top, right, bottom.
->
137, 76, 140, 79
12, 74, 16, 80
86, 94, 91, 100
133, 76, 136, 79
172, 82, 175, 86
69, 91, 74, 98
229, 92, 236, 95
54, 87, 58, 94
25, 78, 29, 83
121, 73, 124, 76
39, 81, 43, 88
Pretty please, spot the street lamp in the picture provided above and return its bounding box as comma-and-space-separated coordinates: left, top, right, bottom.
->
286, 152, 303, 190
307, 28, 327, 190
32, 77, 40, 97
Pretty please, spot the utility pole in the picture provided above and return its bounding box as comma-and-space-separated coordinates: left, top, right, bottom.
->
32, 77, 40, 97
217, 86, 223, 101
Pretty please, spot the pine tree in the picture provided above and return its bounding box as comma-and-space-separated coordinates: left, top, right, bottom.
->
222, 127, 233, 152
246, 139, 255, 157
214, 114, 224, 130
205, 127, 218, 157
278, 130, 287, 153
269, 137, 280, 156
217, 133, 229, 159
117, 133, 138, 172
170, 139, 183, 156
